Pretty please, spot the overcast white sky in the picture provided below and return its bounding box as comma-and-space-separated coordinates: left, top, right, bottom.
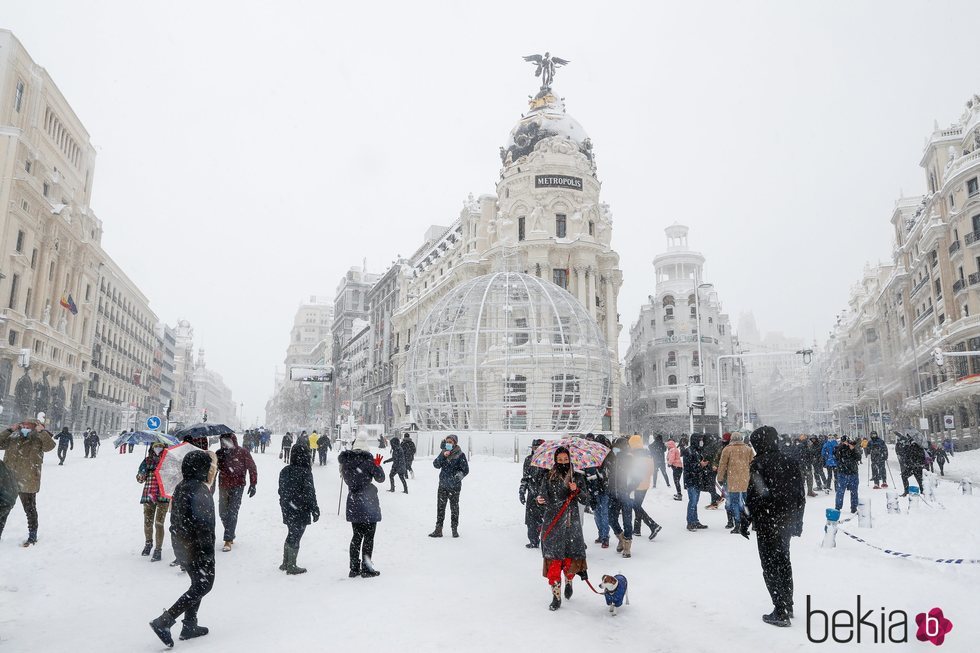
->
5, 1, 980, 423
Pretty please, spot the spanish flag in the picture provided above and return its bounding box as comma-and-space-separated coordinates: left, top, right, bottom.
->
59, 294, 78, 315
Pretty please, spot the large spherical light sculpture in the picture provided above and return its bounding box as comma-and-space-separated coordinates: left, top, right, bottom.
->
406, 272, 611, 432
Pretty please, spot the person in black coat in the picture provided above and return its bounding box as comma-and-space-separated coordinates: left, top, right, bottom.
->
429, 434, 469, 538
648, 434, 670, 488
149, 449, 215, 646
740, 426, 805, 628
316, 433, 332, 466
519, 439, 546, 548
682, 436, 709, 530
402, 434, 417, 478
339, 449, 386, 578
536, 446, 588, 611
384, 437, 409, 493
281, 432, 293, 464
278, 446, 319, 574
54, 427, 73, 465
895, 433, 925, 496
86, 430, 100, 458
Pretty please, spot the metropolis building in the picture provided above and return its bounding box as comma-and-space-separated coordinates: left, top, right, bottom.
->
390, 68, 623, 433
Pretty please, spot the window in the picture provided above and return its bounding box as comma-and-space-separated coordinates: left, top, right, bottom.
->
692, 353, 700, 368
24, 288, 31, 315
14, 80, 25, 113
7, 274, 18, 310
518, 216, 525, 241
666, 329, 674, 337
42, 182, 49, 197
15, 231, 25, 253
505, 374, 528, 429
667, 351, 677, 366
553, 316, 570, 345
969, 177, 979, 197
588, 221, 595, 236
666, 398, 679, 409
30, 249, 37, 269
668, 374, 677, 385
85, 284, 91, 301
8, 330, 17, 346
935, 279, 942, 297
552, 268, 568, 289
555, 214, 566, 238
24, 159, 31, 173
551, 374, 581, 430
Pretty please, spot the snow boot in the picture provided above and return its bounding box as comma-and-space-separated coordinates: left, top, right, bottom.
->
564, 579, 574, 599
600, 538, 610, 549
151, 548, 162, 562
525, 542, 539, 549
594, 537, 602, 544
695, 522, 708, 529
549, 583, 562, 611
633, 520, 642, 537
360, 556, 380, 578
648, 524, 662, 540
451, 527, 459, 538
873, 484, 881, 490
142, 541, 153, 556
428, 527, 443, 538
149, 610, 177, 648
179, 618, 209, 641
881, 483, 888, 489
279, 543, 288, 571
222, 541, 232, 552
22, 531, 37, 547
762, 609, 791, 627
285, 546, 306, 575
615, 532, 625, 553
673, 494, 682, 501
808, 491, 818, 497
687, 524, 698, 532
622, 539, 633, 558
725, 515, 734, 529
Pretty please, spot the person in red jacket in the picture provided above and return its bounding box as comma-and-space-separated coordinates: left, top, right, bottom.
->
215, 433, 257, 552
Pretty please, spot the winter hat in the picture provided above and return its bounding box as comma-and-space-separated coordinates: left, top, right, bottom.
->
730, 432, 744, 442
722, 432, 732, 442
628, 435, 643, 449
750, 426, 779, 454
445, 434, 459, 445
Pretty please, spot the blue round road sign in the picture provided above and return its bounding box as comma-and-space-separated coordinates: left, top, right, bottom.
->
147, 416, 161, 430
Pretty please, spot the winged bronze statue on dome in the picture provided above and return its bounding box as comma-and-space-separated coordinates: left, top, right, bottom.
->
523, 52, 569, 90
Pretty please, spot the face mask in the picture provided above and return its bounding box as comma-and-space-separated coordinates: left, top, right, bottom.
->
612, 447, 620, 454
152, 447, 164, 455
20, 428, 31, 437
555, 463, 571, 474
220, 439, 232, 449
443, 442, 454, 451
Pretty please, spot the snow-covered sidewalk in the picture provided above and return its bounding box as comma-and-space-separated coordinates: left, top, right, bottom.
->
1, 446, 978, 652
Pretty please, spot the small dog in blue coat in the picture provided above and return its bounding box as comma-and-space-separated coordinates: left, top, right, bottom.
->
598, 574, 629, 615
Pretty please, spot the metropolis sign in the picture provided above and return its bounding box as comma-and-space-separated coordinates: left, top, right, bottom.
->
535, 174, 583, 190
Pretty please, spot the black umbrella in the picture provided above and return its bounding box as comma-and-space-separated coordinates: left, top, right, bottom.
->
173, 422, 235, 439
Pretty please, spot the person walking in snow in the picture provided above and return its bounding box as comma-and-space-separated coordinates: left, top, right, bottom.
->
277, 445, 319, 575
429, 434, 469, 538
629, 436, 662, 542
86, 430, 100, 458
717, 431, 753, 534
54, 426, 73, 465
536, 446, 589, 611
0, 416, 55, 546
895, 432, 925, 496
649, 434, 670, 488
281, 432, 293, 463
149, 449, 214, 646
667, 437, 684, 500
834, 436, 862, 514
604, 436, 636, 556
739, 426, 805, 628
933, 444, 950, 476
519, 439, 546, 548
339, 448, 385, 578
308, 430, 319, 464
137, 441, 169, 561
821, 434, 839, 491
316, 431, 332, 466
683, 435, 709, 531
384, 436, 409, 493
215, 433, 257, 552
867, 432, 888, 489
402, 433, 417, 478
82, 428, 92, 458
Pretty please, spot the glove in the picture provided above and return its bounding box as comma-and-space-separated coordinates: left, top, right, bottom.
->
519, 488, 526, 505
312, 508, 320, 522
373, 454, 383, 467
247, 485, 256, 498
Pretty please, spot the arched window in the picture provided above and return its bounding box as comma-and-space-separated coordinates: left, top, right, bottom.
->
662, 295, 675, 307
688, 294, 696, 306
668, 374, 677, 386
666, 351, 677, 366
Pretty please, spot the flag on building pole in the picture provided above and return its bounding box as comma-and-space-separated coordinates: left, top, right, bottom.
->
59, 294, 78, 315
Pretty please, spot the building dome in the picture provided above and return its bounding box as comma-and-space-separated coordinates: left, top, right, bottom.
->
406, 272, 611, 432
502, 90, 594, 166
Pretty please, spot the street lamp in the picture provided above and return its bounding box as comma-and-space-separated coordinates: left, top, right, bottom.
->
689, 281, 712, 434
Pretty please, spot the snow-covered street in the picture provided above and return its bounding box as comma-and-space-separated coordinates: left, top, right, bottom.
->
2, 445, 978, 652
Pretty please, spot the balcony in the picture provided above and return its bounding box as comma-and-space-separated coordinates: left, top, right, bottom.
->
663, 314, 674, 322
965, 230, 980, 247
970, 272, 980, 286
911, 276, 931, 297
913, 305, 935, 327
954, 278, 966, 294
949, 240, 962, 256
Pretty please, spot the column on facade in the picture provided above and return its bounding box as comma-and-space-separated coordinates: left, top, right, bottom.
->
605, 275, 617, 347
587, 267, 597, 319
576, 267, 587, 309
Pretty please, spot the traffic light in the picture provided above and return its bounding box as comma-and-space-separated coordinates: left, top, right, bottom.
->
687, 383, 706, 410
933, 347, 945, 367
721, 401, 729, 418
